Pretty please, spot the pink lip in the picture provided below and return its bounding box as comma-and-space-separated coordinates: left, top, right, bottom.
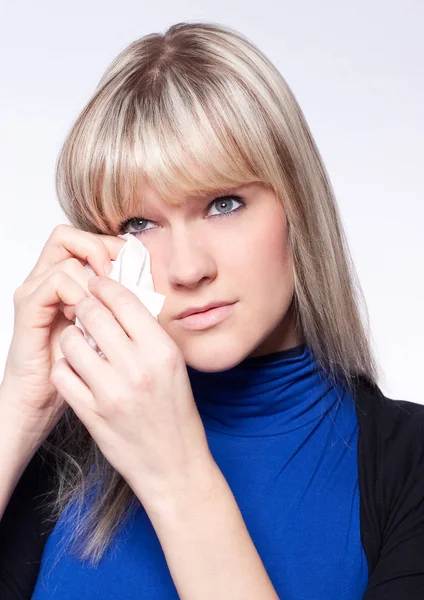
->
176, 301, 234, 320
177, 303, 236, 330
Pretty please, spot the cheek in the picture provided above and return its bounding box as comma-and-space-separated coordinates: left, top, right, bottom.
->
228, 215, 291, 287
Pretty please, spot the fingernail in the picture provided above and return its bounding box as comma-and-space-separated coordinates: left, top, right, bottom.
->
104, 261, 112, 275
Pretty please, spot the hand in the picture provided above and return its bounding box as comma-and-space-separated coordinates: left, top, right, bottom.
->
0, 224, 125, 445
50, 274, 215, 515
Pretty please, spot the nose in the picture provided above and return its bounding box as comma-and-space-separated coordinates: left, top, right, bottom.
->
166, 229, 217, 289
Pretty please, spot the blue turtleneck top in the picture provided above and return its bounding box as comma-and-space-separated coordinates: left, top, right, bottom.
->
31, 344, 369, 599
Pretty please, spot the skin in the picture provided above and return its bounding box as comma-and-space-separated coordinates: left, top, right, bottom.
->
118, 181, 303, 373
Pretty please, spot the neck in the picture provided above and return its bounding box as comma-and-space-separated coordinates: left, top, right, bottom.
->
187, 344, 339, 437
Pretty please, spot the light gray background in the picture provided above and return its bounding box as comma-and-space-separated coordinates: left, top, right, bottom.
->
0, 1, 422, 402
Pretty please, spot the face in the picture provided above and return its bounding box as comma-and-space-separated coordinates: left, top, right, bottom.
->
118, 182, 302, 372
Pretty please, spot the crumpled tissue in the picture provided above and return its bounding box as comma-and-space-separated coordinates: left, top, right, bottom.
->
75, 232, 166, 359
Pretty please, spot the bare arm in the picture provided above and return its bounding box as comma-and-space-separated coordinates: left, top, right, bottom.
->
0, 391, 44, 521
140, 465, 280, 600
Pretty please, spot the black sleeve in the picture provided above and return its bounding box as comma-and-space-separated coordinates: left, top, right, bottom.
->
0, 450, 57, 600
359, 396, 424, 599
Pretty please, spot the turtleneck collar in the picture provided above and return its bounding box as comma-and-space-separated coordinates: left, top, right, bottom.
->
186, 344, 340, 437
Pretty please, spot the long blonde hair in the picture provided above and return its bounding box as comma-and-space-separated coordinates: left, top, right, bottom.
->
40, 20, 381, 569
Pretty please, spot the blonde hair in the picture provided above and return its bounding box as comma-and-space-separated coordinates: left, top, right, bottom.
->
41, 20, 381, 569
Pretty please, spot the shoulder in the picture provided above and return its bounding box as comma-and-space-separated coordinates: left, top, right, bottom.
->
352, 374, 424, 457
351, 375, 424, 581
352, 374, 424, 491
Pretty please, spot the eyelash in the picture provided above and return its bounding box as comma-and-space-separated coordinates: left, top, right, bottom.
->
118, 195, 246, 236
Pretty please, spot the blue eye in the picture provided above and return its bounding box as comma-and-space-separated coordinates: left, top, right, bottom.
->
119, 195, 246, 235
208, 196, 245, 217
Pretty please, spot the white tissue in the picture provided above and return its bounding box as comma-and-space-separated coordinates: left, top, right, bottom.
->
75, 233, 166, 359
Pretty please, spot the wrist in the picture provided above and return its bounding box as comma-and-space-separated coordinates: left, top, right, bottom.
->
137, 458, 227, 526
0, 388, 46, 459
0, 401, 42, 519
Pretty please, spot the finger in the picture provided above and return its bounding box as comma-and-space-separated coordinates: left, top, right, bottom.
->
69, 299, 133, 370
88, 276, 172, 353
50, 357, 96, 426
57, 324, 115, 397
18, 256, 95, 315
15, 271, 91, 332
26, 224, 125, 282
50, 310, 76, 363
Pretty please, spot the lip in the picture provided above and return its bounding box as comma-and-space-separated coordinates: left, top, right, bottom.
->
176, 301, 234, 320
177, 302, 236, 331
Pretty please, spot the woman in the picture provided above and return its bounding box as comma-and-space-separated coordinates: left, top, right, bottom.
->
1, 21, 423, 600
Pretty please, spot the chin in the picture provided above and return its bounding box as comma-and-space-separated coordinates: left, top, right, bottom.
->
181, 338, 252, 373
